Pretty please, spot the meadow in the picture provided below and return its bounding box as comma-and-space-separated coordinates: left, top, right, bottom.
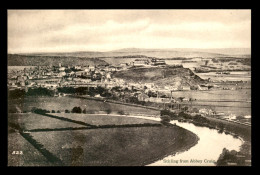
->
52, 113, 159, 126
8, 96, 160, 116
29, 125, 198, 166
8, 113, 82, 130
8, 112, 198, 166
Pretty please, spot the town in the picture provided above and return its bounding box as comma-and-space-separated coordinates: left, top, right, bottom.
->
8, 56, 251, 126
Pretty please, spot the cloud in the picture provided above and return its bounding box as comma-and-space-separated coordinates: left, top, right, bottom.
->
8, 10, 251, 53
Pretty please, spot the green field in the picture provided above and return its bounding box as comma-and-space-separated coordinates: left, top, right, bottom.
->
52, 113, 159, 126
8, 128, 51, 166
8, 113, 83, 130
8, 96, 160, 116
8, 112, 198, 166
171, 89, 251, 116
29, 125, 197, 166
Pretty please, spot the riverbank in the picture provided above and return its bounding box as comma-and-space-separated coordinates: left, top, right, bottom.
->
107, 114, 199, 166
8, 95, 250, 166
160, 110, 251, 165
121, 115, 243, 166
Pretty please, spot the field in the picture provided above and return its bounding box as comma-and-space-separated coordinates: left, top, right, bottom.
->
52, 113, 159, 126
30, 126, 197, 166
8, 129, 51, 166
8, 96, 160, 116
8, 112, 198, 166
170, 89, 251, 116
196, 71, 251, 82
8, 113, 82, 130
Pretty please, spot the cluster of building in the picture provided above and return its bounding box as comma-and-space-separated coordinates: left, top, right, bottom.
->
194, 58, 251, 73
131, 58, 167, 67
7, 58, 179, 92
8, 63, 125, 90
7, 58, 213, 111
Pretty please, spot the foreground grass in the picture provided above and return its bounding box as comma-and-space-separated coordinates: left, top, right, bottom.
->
8, 113, 198, 166
8, 113, 83, 130
30, 125, 198, 166
8, 127, 51, 166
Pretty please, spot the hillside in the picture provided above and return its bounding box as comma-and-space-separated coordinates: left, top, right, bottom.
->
8, 54, 109, 66
112, 66, 206, 87
17, 48, 251, 59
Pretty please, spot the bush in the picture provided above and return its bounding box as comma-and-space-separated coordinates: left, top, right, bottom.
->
33, 108, 49, 114
82, 109, 87, 114
118, 110, 125, 115
106, 108, 112, 114
72, 107, 82, 113
216, 148, 245, 166
57, 110, 61, 113
51, 110, 55, 113
160, 109, 171, 116
160, 110, 178, 120
8, 89, 26, 99
65, 109, 70, 113
178, 112, 192, 119
160, 115, 171, 125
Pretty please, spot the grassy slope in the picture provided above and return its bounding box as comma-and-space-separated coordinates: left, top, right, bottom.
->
113, 67, 206, 86
8, 128, 51, 166
8, 113, 83, 130
30, 125, 198, 166
52, 113, 159, 126
8, 112, 198, 166
8, 96, 160, 115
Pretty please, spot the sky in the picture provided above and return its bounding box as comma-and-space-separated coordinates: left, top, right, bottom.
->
8, 10, 251, 53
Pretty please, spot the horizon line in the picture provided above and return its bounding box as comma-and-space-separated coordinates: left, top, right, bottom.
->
8, 47, 251, 55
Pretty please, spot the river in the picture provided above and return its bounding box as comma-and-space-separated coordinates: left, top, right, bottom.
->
123, 115, 243, 166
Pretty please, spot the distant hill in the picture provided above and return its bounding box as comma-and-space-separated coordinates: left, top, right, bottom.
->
17, 48, 251, 59
8, 54, 109, 66
9, 48, 250, 66
111, 48, 251, 55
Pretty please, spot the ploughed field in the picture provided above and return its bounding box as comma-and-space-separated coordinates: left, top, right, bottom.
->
8, 113, 198, 166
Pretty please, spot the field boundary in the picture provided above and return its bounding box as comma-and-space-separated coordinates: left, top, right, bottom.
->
24, 123, 163, 133
9, 123, 64, 166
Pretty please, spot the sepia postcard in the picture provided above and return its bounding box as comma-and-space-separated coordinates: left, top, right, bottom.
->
7, 9, 251, 166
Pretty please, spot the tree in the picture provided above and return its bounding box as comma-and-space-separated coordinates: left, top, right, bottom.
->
57, 110, 61, 113
129, 96, 139, 103
160, 115, 171, 126
72, 107, 82, 113
65, 109, 70, 113
97, 86, 106, 95
8, 89, 25, 99
83, 109, 87, 114
51, 110, 55, 113
148, 90, 157, 97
